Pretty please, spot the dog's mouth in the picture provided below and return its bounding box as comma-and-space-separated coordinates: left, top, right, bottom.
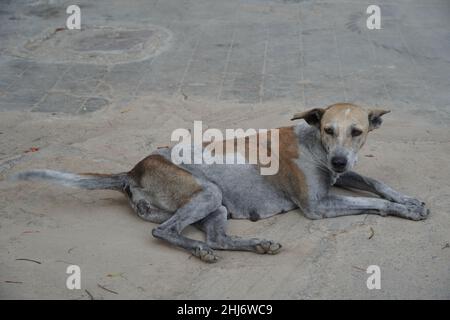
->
330, 158, 348, 174
329, 166, 348, 176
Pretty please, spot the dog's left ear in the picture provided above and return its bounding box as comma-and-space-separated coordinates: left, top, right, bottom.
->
368, 109, 390, 131
291, 108, 325, 128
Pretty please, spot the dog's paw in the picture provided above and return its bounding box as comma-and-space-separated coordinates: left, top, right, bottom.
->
404, 201, 430, 221
398, 195, 425, 208
255, 240, 282, 255
193, 247, 219, 263
388, 201, 429, 221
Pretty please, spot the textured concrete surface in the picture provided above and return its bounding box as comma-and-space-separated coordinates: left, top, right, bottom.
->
0, 0, 449, 299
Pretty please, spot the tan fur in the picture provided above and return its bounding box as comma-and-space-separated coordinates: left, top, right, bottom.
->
203, 127, 309, 207
129, 154, 203, 211
265, 126, 309, 208
320, 103, 370, 151
321, 103, 369, 129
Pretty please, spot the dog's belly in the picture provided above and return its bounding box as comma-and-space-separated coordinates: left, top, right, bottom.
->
152, 148, 296, 220
187, 163, 296, 220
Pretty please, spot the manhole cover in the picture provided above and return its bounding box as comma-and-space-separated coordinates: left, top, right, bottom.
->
13, 25, 172, 65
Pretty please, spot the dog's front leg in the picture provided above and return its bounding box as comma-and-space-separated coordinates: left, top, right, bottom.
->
335, 171, 425, 207
304, 194, 429, 221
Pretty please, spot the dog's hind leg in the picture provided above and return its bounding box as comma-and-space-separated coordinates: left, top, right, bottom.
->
124, 185, 172, 224
197, 206, 282, 254
151, 182, 223, 263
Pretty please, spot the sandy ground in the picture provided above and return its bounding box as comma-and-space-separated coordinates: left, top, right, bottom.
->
0, 0, 449, 299
0, 95, 449, 299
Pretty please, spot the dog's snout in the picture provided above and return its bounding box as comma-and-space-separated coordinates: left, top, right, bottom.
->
331, 156, 347, 172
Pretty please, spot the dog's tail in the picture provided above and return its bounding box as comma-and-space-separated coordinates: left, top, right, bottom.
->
10, 169, 129, 191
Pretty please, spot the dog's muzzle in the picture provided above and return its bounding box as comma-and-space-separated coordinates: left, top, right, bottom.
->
331, 155, 348, 173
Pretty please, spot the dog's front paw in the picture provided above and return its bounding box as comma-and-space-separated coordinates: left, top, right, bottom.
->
388, 201, 430, 220
404, 201, 430, 221
398, 195, 425, 208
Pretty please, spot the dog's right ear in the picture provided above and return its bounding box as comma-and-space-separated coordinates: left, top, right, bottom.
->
291, 108, 325, 128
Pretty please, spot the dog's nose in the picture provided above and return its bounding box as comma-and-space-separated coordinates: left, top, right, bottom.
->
331, 156, 347, 171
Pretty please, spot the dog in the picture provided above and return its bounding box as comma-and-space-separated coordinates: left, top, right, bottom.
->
12, 103, 429, 262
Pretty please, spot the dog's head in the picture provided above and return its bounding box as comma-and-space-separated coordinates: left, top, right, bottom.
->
291, 103, 390, 174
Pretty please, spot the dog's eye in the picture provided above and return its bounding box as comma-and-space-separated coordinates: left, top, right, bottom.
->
324, 127, 334, 135
352, 128, 362, 137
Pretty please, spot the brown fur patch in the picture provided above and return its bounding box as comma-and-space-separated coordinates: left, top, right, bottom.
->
129, 154, 202, 211
265, 126, 310, 208
202, 127, 309, 206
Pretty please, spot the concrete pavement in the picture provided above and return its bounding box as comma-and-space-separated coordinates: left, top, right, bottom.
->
0, 0, 449, 299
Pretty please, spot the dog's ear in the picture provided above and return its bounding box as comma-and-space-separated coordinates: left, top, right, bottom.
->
291, 108, 325, 128
368, 109, 390, 131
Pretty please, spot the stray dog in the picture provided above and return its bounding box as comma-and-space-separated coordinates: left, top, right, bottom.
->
12, 103, 429, 262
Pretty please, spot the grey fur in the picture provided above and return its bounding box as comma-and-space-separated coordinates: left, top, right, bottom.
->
11, 169, 128, 191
